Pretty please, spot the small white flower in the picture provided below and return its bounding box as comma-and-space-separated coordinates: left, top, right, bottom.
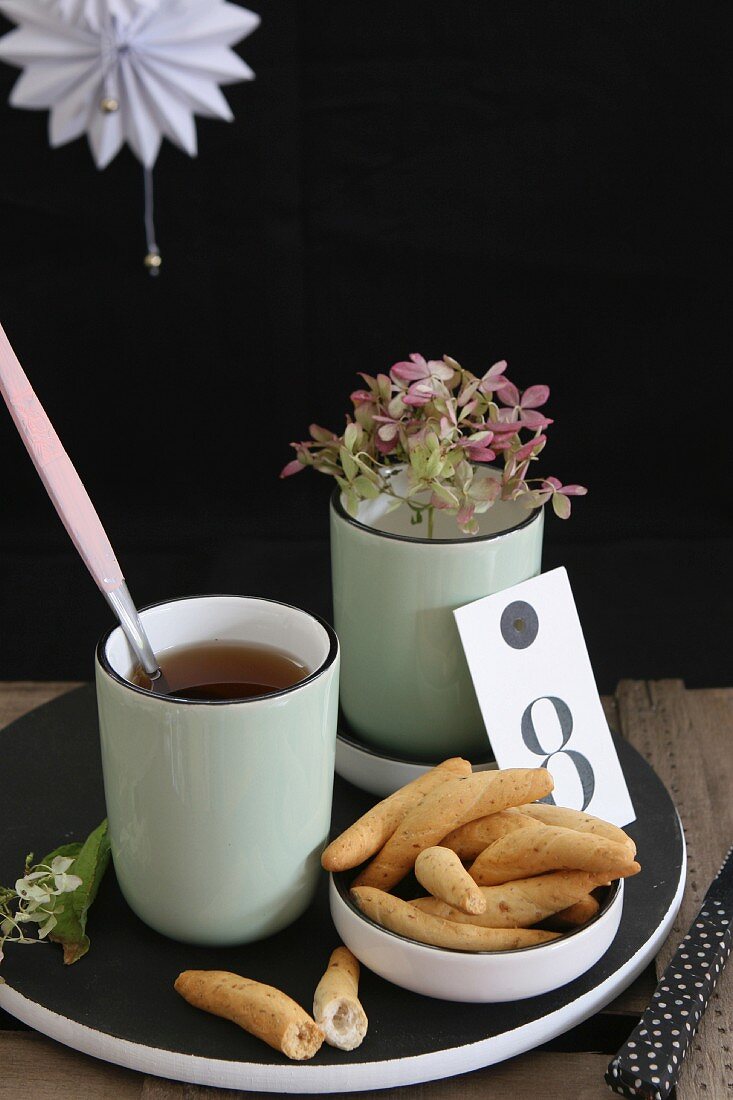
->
15, 880, 50, 904
37, 915, 57, 939
50, 857, 75, 875
16, 909, 43, 924
54, 873, 82, 894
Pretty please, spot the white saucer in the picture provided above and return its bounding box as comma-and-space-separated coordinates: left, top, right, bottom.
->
335, 727, 496, 797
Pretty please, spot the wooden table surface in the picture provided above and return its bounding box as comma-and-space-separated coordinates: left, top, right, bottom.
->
0, 680, 731, 1100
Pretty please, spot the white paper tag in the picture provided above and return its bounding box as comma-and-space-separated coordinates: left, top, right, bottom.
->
454, 566, 635, 827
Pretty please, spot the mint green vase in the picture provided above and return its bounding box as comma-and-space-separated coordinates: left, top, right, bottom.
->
330, 481, 543, 760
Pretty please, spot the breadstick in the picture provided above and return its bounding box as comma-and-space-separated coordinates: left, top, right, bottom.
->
353, 769, 553, 890
469, 825, 640, 886
313, 947, 368, 1051
174, 971, 323, 1061
321, 757, 472, 872
351, 886, 560, 951
409, 870, 612, 928
517, 803, 636, 856
414, 847, 486, 915
441, 808, 538, 861
545, 894, 601, 930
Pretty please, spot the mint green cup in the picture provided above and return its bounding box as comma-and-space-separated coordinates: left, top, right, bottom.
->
331, 480, 543, 761
95, 595, 339, 946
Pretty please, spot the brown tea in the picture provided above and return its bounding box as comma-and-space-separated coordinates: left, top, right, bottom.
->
130, 640, 310, 701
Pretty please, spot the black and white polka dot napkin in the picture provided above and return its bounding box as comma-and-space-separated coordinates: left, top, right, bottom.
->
606, 844, 733, 1100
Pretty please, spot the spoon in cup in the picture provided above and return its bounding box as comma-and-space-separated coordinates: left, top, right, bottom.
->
0, 321, 169, 692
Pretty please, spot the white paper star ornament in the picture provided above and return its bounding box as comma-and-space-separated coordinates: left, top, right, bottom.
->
0, 0, 259, 169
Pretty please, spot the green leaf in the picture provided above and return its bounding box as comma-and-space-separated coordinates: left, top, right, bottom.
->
343, 423, 359, 453
351, 454, 379, 480
442, 449, 463, 472
424, 449, 443, 479
42, 842, 83, 864
339, 446, 358, 481
552, 492, 571, 519
309, 423, 335, 443
353, 476, 381, 499
377, 373, 392, 403
408, 446, 429, 479
431, 482, 459, 508
354, 404, 374, 430
44, 821, 111, 965
469, 475, 501, 503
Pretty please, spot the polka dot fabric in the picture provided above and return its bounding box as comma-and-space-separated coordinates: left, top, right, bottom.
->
606, 847, 733, 1099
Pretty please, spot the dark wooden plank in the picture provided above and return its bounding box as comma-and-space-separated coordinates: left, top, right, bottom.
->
138, 1052, 613, 1100
0, 1034, 616, 1100
0, 681, 82, 730
0, 1031, 142, 1098
616, 680, 733, 1100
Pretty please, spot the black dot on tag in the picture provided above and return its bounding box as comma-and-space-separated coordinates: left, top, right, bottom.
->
500, 600, 539, 649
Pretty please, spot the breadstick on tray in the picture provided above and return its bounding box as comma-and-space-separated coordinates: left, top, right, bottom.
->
351, 886, 560, 951
174, 971, 324, 1061
516, 803, 636, 856
544, 894, 601, 930
409, 870, 613, 928
313, 947, 368, 1051
469, 825, 640, 886
321, 757, 472, 872
352, 768, 554, 891
441, 808, 539, 862
414, 846, 486, 915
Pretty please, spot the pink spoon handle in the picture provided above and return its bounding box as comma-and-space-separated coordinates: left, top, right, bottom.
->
0, 321, 124, 593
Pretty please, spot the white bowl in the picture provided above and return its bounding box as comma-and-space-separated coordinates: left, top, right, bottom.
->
335, 728, 496, 798
329, 874, 624, 1003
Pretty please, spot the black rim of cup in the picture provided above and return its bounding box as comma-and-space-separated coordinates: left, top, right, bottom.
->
96, 593, 339, 706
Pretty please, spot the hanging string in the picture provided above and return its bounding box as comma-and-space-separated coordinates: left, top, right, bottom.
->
142, 166, 161, 276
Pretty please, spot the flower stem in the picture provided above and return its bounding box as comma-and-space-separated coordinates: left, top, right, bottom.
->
427, 505, 435, 539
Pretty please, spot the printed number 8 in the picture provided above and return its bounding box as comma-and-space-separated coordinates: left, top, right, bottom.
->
520, 696, 595, 810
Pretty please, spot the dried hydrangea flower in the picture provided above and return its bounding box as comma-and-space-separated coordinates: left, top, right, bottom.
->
281, 354, 586, 536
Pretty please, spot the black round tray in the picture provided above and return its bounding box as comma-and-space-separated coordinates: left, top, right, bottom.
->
0, 686, 684, 1092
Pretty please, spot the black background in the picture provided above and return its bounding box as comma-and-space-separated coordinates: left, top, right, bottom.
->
0, 2, 730, 689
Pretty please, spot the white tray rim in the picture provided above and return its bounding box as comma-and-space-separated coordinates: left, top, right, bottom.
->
0, 825, 686, 1094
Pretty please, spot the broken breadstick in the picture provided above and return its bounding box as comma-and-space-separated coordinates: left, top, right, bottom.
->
414, 846, 486, 915
545, 894, 601, 930
516, 803, 636, 856
469, 825, 640, 886
441, 808, 538, 861
321, 757, 472, 872
174, 971, 323, 1061
313, 947, 368, 1051
351, 886, 560, 951
352, 768, 554, 891
409, 870, 613, 928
